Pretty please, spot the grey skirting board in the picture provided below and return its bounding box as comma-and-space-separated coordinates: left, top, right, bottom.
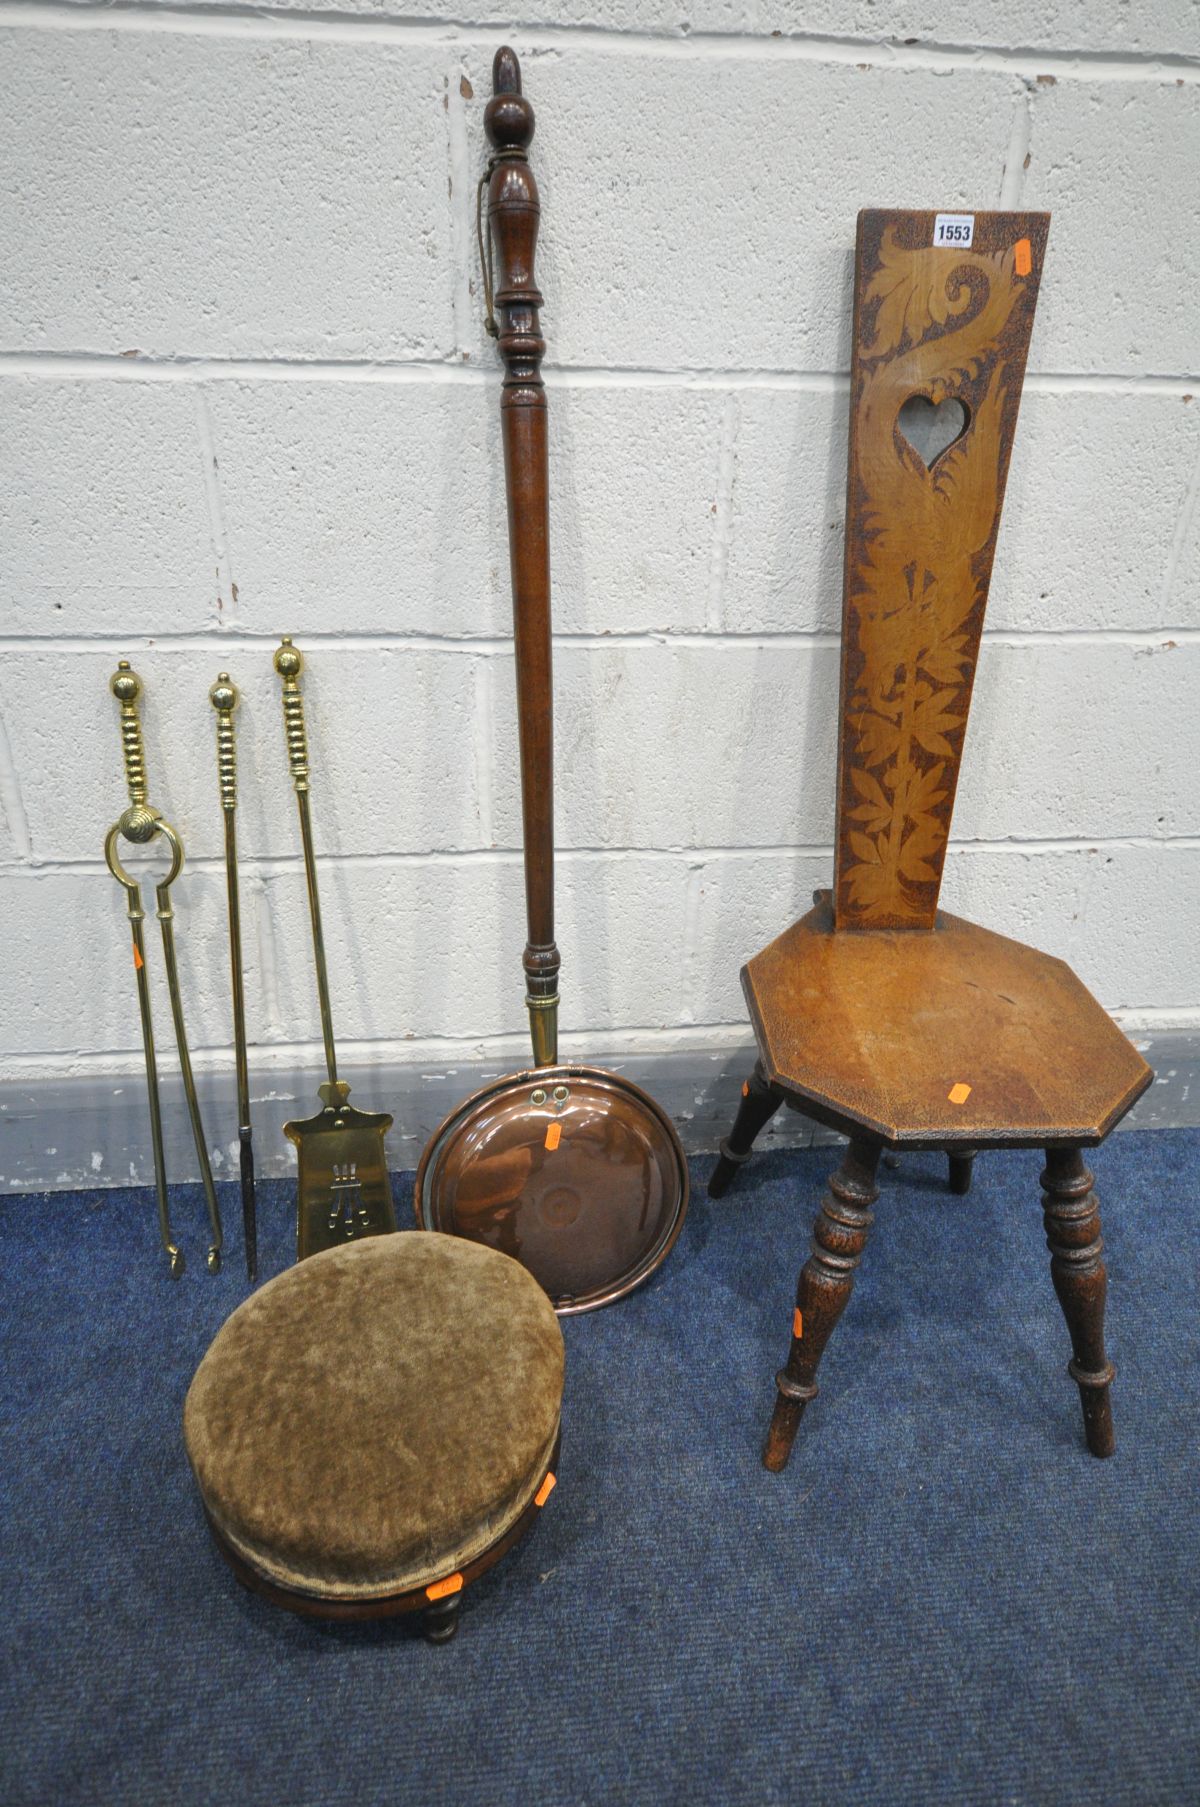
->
1, 1032, 1196, 1195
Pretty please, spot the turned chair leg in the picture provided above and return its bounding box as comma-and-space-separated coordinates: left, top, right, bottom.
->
947, 1147, 977, 1195
1040, 1147, 1116, 1458
708, 1061, 786, 1198
763, 1138, 882, 1472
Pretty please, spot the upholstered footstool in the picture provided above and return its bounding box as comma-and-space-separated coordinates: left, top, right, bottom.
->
184, 1231, 564, 1642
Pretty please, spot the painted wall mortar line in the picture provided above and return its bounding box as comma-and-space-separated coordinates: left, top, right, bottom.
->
678, 861, 707, 1024
9, 834, 1200, 881
0, 709, 32, 862
706, 395, 739, 633
193, 387, 236, 624
0, 1024, 771, 1074
5, 2, 1198, 81
471, 655, 496, 847
1160, 436, 1200, 618
444, 60, 476, 362
250, 870, 286, 1041
5, 628, 1196, 654
0, 353, 1196, 395
998, 79, 1034, 208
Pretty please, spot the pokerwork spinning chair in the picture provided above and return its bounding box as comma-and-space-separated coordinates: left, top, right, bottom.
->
709, 210, 1152, 1471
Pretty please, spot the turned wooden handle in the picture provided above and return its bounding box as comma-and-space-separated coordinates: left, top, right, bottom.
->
484, 47, 560, 1021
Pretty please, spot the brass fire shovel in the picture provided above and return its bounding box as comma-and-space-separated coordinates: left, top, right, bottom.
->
273, 638, 396, 1260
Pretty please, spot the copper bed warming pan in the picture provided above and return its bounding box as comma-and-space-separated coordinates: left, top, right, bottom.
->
415, 49, 688, 1315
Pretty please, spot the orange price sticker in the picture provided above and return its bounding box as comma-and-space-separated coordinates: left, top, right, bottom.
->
425, 1573, 463, 1602
1014, 238, 1032, 277
534, 1472, 557, 1508
948, 1082, 972, 1105
793, 1308, 804, 1339
132, 942, 144, 970
544, 1121, 562, 1152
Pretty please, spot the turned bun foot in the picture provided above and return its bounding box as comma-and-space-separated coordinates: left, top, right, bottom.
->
708, 1140, 749, 1200
947, 1149, 977, 1195
762, 1376, 817, 1472
422, 1594, 463, 1644
1069, 1358, 1117, 1458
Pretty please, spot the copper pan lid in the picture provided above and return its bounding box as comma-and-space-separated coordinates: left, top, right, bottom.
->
414, 1065, 689, 1315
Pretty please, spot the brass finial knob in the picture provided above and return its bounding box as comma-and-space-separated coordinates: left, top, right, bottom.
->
209, 672, 239, 714
274, 637, 304, 681
110, 660, 142, 705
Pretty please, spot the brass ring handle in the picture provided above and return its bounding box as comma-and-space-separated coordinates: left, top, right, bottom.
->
105, 817, 184, 892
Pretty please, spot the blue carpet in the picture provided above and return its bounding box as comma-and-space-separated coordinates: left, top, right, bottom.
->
1, 1131, 1197, 1806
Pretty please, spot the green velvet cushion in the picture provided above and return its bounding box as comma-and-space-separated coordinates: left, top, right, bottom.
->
184, 1231, 564, 1600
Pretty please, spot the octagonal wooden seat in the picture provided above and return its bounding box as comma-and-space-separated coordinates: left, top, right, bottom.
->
744, 896, 1149, 1149
709, 209, 1153, 1472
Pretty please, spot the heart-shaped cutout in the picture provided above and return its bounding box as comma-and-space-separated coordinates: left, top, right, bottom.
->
896, 394, 969, 469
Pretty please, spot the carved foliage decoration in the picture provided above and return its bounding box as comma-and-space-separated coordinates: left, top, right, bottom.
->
833, 211, 1048, 930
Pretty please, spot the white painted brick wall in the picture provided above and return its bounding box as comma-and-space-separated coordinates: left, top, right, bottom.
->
0, 0, 1196, 1098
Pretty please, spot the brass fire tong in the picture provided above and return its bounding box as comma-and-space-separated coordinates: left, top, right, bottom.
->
209, 674, 256, 1283
104, 662, 223, 1277
273, 638, 396, 1259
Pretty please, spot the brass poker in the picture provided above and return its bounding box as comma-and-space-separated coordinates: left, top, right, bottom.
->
209, 673, 257, 1284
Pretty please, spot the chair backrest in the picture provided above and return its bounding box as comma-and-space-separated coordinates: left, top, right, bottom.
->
832, 209, 1048, 931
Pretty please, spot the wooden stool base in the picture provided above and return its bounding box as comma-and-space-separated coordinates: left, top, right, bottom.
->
202, 1443, 559, 1642
760, 1142, 1121, 1470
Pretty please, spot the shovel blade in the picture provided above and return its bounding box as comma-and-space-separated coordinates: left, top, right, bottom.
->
284, 1096, 397, 1260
